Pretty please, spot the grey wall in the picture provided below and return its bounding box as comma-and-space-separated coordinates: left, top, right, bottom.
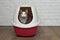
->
0, 0, 60, 26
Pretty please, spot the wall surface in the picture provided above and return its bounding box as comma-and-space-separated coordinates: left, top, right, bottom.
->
0, 0, 60, 26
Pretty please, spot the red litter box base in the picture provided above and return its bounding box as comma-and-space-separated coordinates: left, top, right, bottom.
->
14, 26, 38, 36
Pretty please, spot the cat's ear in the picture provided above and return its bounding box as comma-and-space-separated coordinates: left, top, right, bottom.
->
25, 9, 28, 13
20, 9, 22, 13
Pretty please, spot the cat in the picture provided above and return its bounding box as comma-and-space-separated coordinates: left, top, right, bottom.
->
18, 9, 28, 24
18, 7, 33, 24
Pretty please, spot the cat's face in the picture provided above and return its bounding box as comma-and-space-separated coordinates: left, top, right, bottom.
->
20, 9, 28, 17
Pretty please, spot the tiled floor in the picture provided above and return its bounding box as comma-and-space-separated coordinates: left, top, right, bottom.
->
0, 26, 60, 40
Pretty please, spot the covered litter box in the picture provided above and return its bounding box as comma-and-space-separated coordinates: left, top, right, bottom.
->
13, 5, 39, 36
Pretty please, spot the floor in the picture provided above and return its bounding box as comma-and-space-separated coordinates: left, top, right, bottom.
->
0, 26, 60, 40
